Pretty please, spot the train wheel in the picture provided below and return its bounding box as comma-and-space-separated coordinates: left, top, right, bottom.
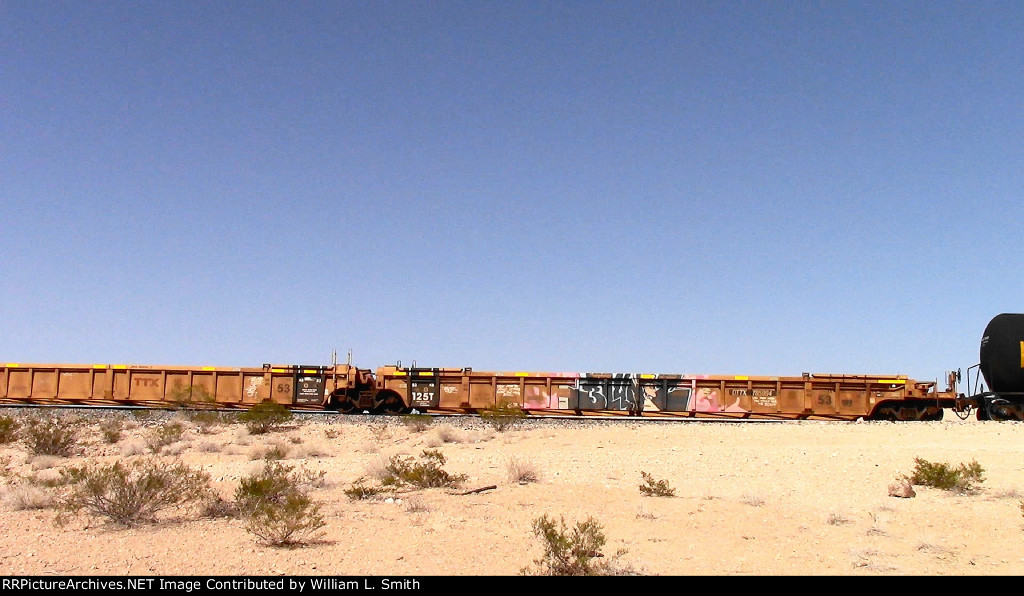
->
328, 391, 358, 414
373, 391, 407, 415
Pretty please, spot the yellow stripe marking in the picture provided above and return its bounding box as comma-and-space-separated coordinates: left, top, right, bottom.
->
734, 376, 748, 380
93, 365, 107, 369
1020, 341, 1024, 368
418, 371, 434, 377
393, 371, 407, 376
202, 367, 216, 371
302, 369, 316, 374
113, 365, 127, 369
515, 372, 529, 377
271, 369, 285, 373
640, 374, 655, 379
877, 379, 906, 384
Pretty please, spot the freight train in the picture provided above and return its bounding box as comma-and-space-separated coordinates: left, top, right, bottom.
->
1, 314, 1021, 421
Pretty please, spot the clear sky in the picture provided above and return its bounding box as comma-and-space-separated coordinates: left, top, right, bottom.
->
2, 1, 1022, 383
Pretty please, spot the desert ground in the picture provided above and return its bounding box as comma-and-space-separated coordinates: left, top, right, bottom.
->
1, 407, 1022, 576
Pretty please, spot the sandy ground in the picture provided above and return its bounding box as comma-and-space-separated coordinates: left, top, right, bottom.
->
0, 409, 1022, 576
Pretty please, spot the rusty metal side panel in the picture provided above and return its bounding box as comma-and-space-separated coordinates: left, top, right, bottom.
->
5, 370, 32, 398
468, 377, 495, 408
837, 387, 869, 416
269, 372, 296, 405
215, 375, 242, 404
778, 385, 807, 414
242, 374, 270, 403
522, 378, 553, 409
56, 370, 92, 400
112, 370, 130, 400
30, 370, 57, 399
436, 378, 464, 409
495, 379, 523, 406
130, 372, 165, 401
691, 379, 746, 414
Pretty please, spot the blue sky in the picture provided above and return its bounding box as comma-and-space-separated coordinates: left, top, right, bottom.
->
2, 1, 1022, 383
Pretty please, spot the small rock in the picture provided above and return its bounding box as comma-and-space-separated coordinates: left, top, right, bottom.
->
888, 476, 916, 498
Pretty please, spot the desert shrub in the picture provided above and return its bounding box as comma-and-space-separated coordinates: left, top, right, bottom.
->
402, 413, 433, 433
0, 416, 19, 444
639, 471, 675, 497
186, 410, 225, 433
168, 384, 217, 410
57, 458, 211, 526
381, 449, 467, 489
480, 400, 526, 432
99, 419, 124, 444
524, 515, 630, 576
131, 409, 154, 422
239, 400, 292, 435
4, 486, 52, 511
507, 457, 541, 484
910, 458, 985, 493
147, 422, 186, 453
235, 461, 325, 547
201, 496, 238, 519
22, 413, 77, 457
344, 478, 385, 501
252, 444, 289, 461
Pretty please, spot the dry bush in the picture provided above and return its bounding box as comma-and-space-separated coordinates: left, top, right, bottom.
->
56, 458, 211, 527
168, 384, 217, 411
99, 419, 124, 444
381, 450, 467, 489
480, 401, 526, 432
910, 458, 985, 493
507, 457, 542, 484
404, 496, 431, 513
22, 413, 78, 457
201, 496, 238, 519
239, 401, 292, 435
402, 414, 433, 433
523, 515, 632, 576
3, 486, 52, 511
344, 478, 385, 501
28, 455, 63, 471
434, 425, 463, 444
147, 422, 187, 454
369, 425, 392, 443
235, 461, 326, 547
0, 415, 20, 444
291, 442, 330, 459
639, 471, 675, 497
118, 439, 148, 457
741, 494, 765, 507
196, 440, 224, 453
254, 444, 289, 461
